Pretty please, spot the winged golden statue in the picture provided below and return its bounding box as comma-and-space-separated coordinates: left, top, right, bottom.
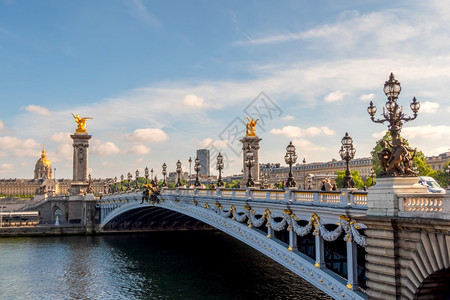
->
244, 117, 258, 137
72, 113, 93, 133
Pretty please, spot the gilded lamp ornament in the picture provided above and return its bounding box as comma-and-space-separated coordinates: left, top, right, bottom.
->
367, 73, 419, 177
72, 113, 93, 133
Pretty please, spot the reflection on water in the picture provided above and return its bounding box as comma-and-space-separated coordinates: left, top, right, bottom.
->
0, 231, 331, 299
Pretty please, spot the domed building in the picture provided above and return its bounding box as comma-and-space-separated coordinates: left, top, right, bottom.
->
34, 146, 53, 180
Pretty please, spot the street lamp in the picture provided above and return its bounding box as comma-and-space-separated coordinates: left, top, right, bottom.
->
188, 157, 192, 187
339, 132, 356, 188
120, 174, 124, 192
194, 157, 201, 187
307, 175, 312, 190
302, 158, 306, 190
113, 176, 117, 193
151, 168, 154, 183
176, 160, 183, 187
367, 73, 420, 177
446, 165, 450, 190
369, 169, 376, 187
284, 141, 298, 187
127, 172, 132, 191
216, 153, 225, 187
135, 170, 140, 190
245, 144, 255, 187
162, 163, 168, 187
144, 167, 149, 185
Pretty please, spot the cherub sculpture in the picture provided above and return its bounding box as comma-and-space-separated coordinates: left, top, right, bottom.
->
244, 117, 258, 137
72, 113, 93, 133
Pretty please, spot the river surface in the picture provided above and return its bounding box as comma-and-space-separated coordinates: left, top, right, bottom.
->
0, 231, 331, 299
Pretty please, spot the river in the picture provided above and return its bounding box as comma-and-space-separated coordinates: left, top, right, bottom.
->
0, 231, 331, 299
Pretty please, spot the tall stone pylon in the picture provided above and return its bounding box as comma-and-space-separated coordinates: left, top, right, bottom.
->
240, 117, 261, 188
69, 114, 93, 195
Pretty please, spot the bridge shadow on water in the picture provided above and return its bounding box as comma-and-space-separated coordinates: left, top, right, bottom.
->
103, 231, 333, 299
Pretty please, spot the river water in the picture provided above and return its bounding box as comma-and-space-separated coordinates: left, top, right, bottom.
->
0, 231, 331, 299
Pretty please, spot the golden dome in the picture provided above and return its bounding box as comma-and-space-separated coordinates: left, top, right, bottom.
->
36, 146, 51, 167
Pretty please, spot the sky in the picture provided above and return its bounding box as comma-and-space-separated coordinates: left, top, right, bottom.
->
0, 0, 449, 180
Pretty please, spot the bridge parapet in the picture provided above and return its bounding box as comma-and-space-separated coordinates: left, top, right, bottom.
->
398, 193, 450, 220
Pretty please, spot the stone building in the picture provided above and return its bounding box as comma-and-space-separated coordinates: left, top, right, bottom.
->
426, 151, 450, 171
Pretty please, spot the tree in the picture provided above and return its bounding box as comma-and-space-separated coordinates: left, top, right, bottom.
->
225, 180, 241, 189
433, 162, 450, 188
371, 131, 434, 177
335, 170, 364, 189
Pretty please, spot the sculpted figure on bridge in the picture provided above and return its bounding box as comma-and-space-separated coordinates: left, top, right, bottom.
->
72, 113, 93, 133
244, 117, 258, 137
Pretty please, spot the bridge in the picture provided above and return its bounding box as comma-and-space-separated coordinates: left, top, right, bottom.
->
96, 185, 450, 300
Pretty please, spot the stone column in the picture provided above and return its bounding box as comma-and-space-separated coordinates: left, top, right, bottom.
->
240, 136, 262, 188
69, 132, 92, 196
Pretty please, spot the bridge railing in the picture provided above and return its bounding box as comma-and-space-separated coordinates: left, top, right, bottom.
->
398, 193, 450, 219
159, 187, 368, 209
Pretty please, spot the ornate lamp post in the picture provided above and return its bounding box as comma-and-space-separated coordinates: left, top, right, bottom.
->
188, 157, 192, 187
307, 175, 312, 190
176, 160, 183, 187
216, 153, 224, 187
194, 157, 201, 187
127, 172, 132, 191
144, 167, 149, 185
120, 174, 124, 192
113, 176, 117, 193
369, 169, 376, 187
302, 158, 306, 190
162, 163, 168, 187
284, 141, 298, 187
150, 168, 154, 183
339, 132, 356, 188
367, 73, 420, 177
446, 165, 450, 190
245, 144, 255, 187
135, 169, 140, 190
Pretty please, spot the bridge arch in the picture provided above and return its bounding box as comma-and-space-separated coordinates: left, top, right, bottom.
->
98, 190, 368, 299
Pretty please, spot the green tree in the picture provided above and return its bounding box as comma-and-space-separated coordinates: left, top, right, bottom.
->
433, 162, 450, 187
335, 170, 364, 189
225, 180, 241, 188
371, 131, 434, 177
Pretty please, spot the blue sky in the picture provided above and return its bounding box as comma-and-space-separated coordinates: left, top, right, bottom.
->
0, 0, 449, 179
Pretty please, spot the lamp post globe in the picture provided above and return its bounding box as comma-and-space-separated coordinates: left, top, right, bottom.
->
127, 172, 132, 191
135, 169, 140, 190
144, 167, 149, 185
216, 153, 225, 187
284, 141, 297, 188
340, 132, 356, 188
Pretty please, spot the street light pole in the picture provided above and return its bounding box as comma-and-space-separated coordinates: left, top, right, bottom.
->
302, 158, 306, 190
188, 157, 192, 187
176, 160, 182, 187
367, 73, 420, 177
285, 141, 297, 187
339, 132, 356, 188
194, 157, 201, 187
162, 163, 168, 187
216, 153, 224, 187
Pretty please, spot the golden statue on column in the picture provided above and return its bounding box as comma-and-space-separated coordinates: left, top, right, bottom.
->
245, 117, 258, 137
72, 113, 93, 133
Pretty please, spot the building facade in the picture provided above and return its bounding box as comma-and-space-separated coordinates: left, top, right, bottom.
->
196, 149, 210, 176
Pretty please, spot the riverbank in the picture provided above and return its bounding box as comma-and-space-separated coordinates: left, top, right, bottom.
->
0, 225, 93, 237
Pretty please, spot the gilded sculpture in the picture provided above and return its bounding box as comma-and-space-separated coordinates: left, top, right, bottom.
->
72, 113, 93, 133
244, 117, 258, 137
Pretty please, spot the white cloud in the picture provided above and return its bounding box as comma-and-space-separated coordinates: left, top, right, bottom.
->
199, 138, 228, 149
23, 105, 52, 116
447, 107, 450, 112
0, 163, 14, 174
282, 115, 294, 121
0, 120, 4, 130
91, 141, 120, 156
125, 144, 151, 155
402, 125, 450, 140
420, 101, 440, 114
292, 138, 327, 152
324, 91, 349, 103
360, 94, 375, 102
270, 126, 335, 138
181, 94, 208, 108
128, 0, 161, 27
127, 128, 168, 143
49, 132, 72, 143
0, 136, 40, 157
